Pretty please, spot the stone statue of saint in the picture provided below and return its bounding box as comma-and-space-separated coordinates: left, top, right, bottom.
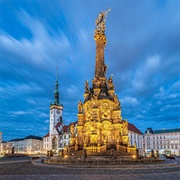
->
75, 137, 78, 145
83, 148, 87, 159
108, 76, 114, 90
122, 120, 128, 135
70, 123, 75, 137
78, 100, 83, 113
92, 95, 98, 108
114, 94, 120, 109
92, 75, 100, 88
85, 80, 89, 92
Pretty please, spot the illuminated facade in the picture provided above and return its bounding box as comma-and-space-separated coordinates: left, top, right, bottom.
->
0, 132, 2, 154
70, 10, 136, 154
128, 123, 143, 155
6, 135, 43, 154
145, 128, 180, 156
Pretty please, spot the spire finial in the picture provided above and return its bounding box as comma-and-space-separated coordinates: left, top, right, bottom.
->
56, 66, 58, 82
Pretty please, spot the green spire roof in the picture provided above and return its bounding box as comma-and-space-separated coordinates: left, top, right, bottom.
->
53, 67, 60, 105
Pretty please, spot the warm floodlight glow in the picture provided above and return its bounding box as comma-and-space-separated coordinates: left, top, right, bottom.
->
64, 155, 68, 158
132, 155, 136, 159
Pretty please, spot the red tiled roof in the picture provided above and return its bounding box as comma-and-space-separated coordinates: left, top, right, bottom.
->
63, 125, 70, 132
128, 123, 143, 134
44, 132, 49, 138
55, 122, 62, 128
69, 122, 77, 126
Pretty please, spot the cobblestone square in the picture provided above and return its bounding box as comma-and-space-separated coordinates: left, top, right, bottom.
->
0, 157, 180, 180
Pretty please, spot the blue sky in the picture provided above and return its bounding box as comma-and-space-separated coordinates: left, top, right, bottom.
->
0, 0, 179, 141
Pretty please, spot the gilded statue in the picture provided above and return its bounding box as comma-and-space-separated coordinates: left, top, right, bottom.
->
75, 137, 78, 145
95, 8, 111, 33
92, 75, 100, 88
78, 100, 83, 113
101, 79, 107, 88
122, 120, 128, 135
85, 80, 89, 93
92, 95, 98, 108
114, 94, 120, 109
70, 123, 75, 137
108, 76, 114, 90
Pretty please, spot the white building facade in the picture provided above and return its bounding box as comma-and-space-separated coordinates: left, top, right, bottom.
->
128, 123, 144, 155
9, 135, 43, 154
144, 128, 180, 156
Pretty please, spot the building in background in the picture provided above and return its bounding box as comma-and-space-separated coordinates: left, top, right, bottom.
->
8, 135, 43, 154
128, 123, 143, 155
59, 125, 71, 149
144, 128, 180, 156
1, 142, 13, 154
0, 132, 2, 154
43, 72, 67, 153
0, 132, 13, 155
43, 122, 77, 153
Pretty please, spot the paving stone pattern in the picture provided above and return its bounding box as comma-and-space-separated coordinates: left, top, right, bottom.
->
0, 158, 180, 180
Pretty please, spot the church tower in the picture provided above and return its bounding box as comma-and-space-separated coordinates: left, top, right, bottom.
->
70, 10, 136, 154
49, 69, 63, 151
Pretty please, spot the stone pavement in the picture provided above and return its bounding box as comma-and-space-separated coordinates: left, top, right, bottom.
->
0, 157, 179, 180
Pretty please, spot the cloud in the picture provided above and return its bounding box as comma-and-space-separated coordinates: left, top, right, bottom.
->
121, 96, 139, 107
10, 111, 27, 115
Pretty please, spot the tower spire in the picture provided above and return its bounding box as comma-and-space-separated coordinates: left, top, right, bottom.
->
54, 67, 59, 105
56, 66, 58, 82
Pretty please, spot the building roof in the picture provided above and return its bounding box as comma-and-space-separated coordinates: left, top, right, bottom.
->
128, 123, 143, 134
44, 132, 49, 138
153, 128, 180, 134
9, 135, 42, 142
9, 138, 24, 142
55, 122, 63, 128
63, 125, 70, 132
25, 135, 42, 140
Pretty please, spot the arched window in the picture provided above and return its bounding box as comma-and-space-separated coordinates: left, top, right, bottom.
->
52, 136, 57, 150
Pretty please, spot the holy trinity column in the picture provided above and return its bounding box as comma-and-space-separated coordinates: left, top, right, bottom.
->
70, 9, 133, 153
